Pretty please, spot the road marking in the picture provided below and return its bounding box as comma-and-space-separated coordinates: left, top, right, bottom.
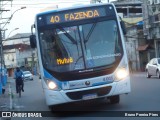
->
8, 79, 13, 110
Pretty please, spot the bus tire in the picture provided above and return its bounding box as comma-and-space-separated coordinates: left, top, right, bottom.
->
109, 95, 120, 104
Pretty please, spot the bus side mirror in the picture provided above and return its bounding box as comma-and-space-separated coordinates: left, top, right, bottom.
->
30, 35, 36, 48
120, 21, 127, 35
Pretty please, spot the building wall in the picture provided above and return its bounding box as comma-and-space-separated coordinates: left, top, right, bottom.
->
4, 49, 17, 68
3, 36, 37, 76
16, 49, 33, 67
143, 0, 160, 62
125, 27, 140, 71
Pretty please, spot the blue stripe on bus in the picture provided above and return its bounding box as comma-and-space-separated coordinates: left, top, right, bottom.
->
43, 69, 53, 79
43, 69, 63, 88
92, 81, 113, 86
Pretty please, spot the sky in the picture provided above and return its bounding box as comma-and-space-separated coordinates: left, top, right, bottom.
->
1, 0, 115, 38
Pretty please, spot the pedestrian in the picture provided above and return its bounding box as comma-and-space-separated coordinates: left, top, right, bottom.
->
14, 67, 24, 93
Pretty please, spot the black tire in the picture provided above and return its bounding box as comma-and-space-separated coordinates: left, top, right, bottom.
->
109, 95, 120, 104
156, 70, 160, 79
146, 70, 151, 78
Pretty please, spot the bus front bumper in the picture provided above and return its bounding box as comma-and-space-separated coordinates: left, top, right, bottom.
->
44, 76, 130, 106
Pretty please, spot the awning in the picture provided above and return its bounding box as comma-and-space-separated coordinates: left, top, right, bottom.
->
137, 44, 149, 51
122, 17, 143, 24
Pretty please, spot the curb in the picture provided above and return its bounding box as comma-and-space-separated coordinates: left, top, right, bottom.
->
8, 78, 13, 110
0, 77, 14, 111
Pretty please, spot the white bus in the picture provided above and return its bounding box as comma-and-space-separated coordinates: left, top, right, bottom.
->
30, 3, 131, 110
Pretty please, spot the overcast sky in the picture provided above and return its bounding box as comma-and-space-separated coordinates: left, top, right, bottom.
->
1, 0, 115, 38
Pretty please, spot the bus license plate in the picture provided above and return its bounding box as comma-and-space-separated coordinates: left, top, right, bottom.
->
82, 93, 97, 100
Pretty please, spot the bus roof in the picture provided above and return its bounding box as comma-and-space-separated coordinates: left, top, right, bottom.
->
36, 3, 114, 17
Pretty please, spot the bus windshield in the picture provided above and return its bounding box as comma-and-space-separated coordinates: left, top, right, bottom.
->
39, 20, 123, 73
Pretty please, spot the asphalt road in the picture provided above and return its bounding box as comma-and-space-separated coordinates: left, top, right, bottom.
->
8, 72, 160, 120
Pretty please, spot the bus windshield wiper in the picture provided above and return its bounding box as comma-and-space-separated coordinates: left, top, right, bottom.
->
56, 25, 77, 45
84, 23, 97, 44
113, 25, 120, 53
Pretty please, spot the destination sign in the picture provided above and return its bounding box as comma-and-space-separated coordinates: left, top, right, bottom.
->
46, 7, 106, 25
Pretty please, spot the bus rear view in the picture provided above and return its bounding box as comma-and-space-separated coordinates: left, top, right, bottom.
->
31, 3, 131, 110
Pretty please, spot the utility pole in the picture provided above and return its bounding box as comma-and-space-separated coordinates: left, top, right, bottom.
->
0, 30, 3, 65
0, 29, 3, 87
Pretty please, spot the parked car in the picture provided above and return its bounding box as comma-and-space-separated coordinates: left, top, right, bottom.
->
146, 58, 160, 78
22, 71, 33, 80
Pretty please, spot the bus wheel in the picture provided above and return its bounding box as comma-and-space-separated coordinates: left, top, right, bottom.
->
109, 95, 120, 104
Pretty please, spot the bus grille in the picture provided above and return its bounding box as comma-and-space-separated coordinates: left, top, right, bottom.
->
66, 86, 112, 100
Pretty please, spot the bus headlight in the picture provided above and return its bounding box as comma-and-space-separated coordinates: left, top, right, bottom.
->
115, 68, 128, 81
44, 77, 61, 91
48, 81, 57, 90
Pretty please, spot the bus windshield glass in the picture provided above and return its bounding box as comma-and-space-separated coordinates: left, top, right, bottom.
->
39, 19, 123, 73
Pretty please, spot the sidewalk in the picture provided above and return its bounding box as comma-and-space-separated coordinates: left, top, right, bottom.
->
0, 76, 38, 112
0, 77, 14, 111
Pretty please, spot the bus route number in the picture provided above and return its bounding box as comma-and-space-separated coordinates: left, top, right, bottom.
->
50, 16, 60, 23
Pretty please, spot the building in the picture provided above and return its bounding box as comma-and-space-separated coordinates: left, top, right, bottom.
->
143, 0, 160, 60
3, 33, 37, 76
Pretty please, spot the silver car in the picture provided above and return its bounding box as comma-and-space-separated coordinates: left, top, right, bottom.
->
23, 71, 33, 80
146, 58, 160, 78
